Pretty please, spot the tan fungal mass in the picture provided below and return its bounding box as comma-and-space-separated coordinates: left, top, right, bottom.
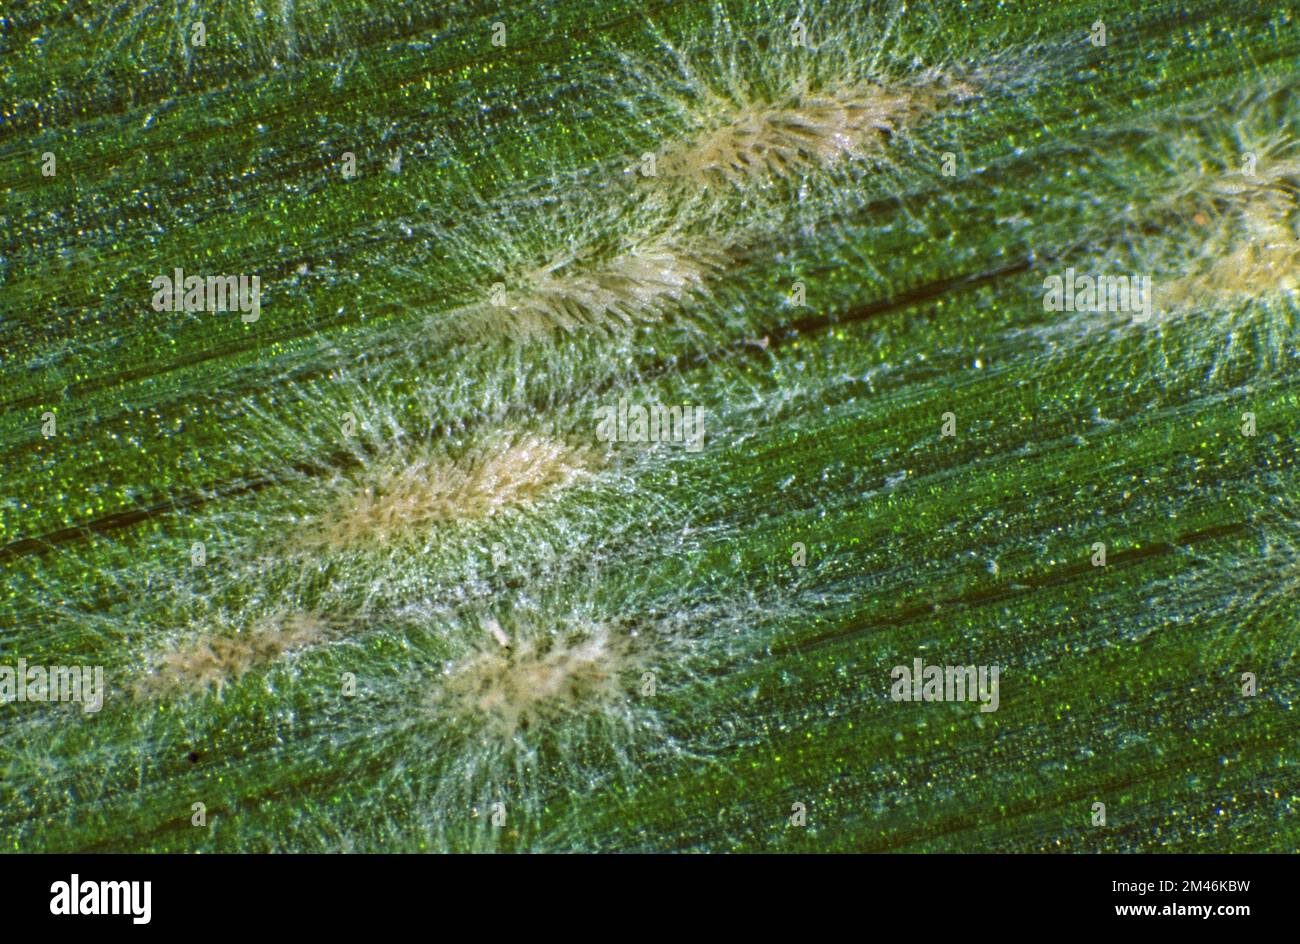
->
307, 434, 595, 550
135, 614, 325, 698
1168, 151, 1300, 302
434, 623, 635, 738
470, 238, 728, 340
659, 75, 977, 187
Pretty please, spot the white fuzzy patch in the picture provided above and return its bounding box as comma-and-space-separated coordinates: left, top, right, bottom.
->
301, 433, 599, 551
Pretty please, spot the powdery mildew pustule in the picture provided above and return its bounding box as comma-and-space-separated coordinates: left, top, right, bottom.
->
1163, 142, 1300, 306
134, 613, 327, 699
653, 73, 978, 189
433, 618, 642, 739
357, 603, 677, 847
390, 582, 820, 848
457, 237, 730, 341
1039, 99, 1300, 374
303, 433, 599, 551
